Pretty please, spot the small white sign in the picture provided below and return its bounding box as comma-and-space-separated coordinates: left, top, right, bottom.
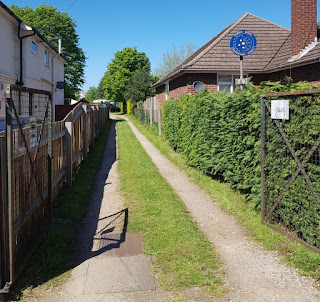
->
271, 100, 289, 120
235, 78, 248, 86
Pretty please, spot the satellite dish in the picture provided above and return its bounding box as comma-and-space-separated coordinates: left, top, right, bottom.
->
56, 81, 65, 89
193, 81, 206, 93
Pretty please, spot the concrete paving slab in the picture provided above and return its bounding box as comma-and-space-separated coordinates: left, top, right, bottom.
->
121, 255, 156, 291
83, 255, 155, 294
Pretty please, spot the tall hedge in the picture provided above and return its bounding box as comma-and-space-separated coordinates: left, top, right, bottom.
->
162, 80, 320, 247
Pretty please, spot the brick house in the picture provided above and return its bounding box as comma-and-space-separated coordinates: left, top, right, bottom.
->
0, 1, 66, 120
154, 0, 320, 106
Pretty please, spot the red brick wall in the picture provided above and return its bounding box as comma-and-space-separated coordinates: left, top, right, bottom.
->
267, 62, 320, 84
249, 73, 268, 85
168, 73, 217, 100
156, 84, 166, 108
155, 64, 320, 108
291, 0, 317, 56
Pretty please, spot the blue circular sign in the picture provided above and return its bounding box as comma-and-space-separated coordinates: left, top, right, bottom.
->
230, 30, 257, 56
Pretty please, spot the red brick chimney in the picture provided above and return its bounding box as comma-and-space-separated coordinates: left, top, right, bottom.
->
291, 0, 318, 56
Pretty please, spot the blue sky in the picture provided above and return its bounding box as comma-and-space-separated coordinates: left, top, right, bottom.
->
3, 0, 320, 91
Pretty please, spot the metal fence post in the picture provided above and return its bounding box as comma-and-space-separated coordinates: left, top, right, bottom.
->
261, 97, 266, 222
65, 122, 73, 186
5, 86, 13, 285
47, 95, 52, 219
0, 135, 10, 293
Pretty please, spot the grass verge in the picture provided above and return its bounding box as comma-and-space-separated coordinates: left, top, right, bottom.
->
116, 119, 225, 296
8, 119, 111, 301
127, 114, 320, 287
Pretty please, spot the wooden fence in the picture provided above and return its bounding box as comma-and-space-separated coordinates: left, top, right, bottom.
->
0, 100, 109, 292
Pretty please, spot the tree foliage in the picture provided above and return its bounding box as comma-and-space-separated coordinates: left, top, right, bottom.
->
10, 4, 86, 99
101, 47, 151, 103
123, 69, 157, 105
85, 86, 97, 102
153, 43, 198, 78
96, 80, 105, 99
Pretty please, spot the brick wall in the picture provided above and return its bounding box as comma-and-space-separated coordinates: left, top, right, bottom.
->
267, 62, 320, 84
168, 73, 217, 100
155, 63, 320, 108
156, 84, 166, 108
291, 0, 317, 56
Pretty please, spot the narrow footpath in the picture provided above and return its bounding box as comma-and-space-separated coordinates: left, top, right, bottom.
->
29, 117, 172, 302
27, 115, 319, 302
122, 115, 320, 302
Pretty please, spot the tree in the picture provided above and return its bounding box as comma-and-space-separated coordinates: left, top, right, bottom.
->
10, 4, 86, 99
123, 69, 157, 105
101, 47, 151, 103
96, 80, 105, 99
153, 43, 198, 78
85, 86, 97, 102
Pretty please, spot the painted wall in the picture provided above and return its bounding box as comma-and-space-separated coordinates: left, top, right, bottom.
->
0, 7, 65, 119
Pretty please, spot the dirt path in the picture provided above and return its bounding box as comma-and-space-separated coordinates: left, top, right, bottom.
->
123, 116, 320, 302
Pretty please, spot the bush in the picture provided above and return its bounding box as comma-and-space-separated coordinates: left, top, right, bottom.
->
162, 79, 320, 247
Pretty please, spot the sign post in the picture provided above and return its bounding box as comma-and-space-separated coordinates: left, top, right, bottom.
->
230, 30, 257, 89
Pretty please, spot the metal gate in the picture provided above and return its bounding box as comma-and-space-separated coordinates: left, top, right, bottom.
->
1, 84, 52, 292
261, 89, 320, 253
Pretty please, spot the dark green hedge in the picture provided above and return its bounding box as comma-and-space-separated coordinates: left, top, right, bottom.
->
162, 79, 320, 247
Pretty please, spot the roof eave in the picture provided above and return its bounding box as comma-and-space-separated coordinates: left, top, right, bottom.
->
264, 56, 320, 73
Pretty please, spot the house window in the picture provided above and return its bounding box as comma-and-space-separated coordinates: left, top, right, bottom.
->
44, 49, 49, 66
165, 82, 169, 100
31, 41, 37, 54
217, 75, 241, 93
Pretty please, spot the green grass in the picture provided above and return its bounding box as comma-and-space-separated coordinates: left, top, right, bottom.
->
116, 119, 225, 296
127, 114, 320, 287
9, 119, 111, 300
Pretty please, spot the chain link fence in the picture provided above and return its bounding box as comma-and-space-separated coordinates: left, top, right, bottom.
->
134, 97, 162, 135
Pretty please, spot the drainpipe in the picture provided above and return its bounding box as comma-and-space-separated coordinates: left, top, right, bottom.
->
17, 21, 36, 86
51, 39, 62, 122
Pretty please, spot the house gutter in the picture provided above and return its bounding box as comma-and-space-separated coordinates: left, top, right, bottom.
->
17, 20, 36, 86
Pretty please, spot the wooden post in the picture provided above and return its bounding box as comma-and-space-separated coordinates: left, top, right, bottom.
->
91, 107, 95, 143
158, 109, 162, 136
82, 105, 88, 160
150, 98, 153, 125
65, 122, 73, 186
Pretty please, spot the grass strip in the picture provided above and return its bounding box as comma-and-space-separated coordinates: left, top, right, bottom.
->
9, 119, 111, 300
128, 115, 320, 287
116, 119, 225, 296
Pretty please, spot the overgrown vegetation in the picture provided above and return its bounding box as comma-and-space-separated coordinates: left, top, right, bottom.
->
162, 78, 320, 248
117, 119, 225, 296
128, 113, 320, 287
9, 120, 111, 300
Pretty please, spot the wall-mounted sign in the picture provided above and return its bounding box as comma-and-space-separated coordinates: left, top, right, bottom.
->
230, 30, 257, 56
271, 100, 289, 120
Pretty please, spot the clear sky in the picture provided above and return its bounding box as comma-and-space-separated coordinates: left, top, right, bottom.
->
3, 0, 320, 92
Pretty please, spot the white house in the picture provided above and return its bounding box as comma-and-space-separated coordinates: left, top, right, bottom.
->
0, 1, 66, 120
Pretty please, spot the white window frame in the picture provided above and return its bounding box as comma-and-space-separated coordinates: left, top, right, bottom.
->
31, 41, 37, 54
165, 81, 169, 100
44, 49, 49, 66
217, 74, 246, 93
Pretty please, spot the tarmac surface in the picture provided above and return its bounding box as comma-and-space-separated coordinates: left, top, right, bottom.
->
25, 115, 320, 301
